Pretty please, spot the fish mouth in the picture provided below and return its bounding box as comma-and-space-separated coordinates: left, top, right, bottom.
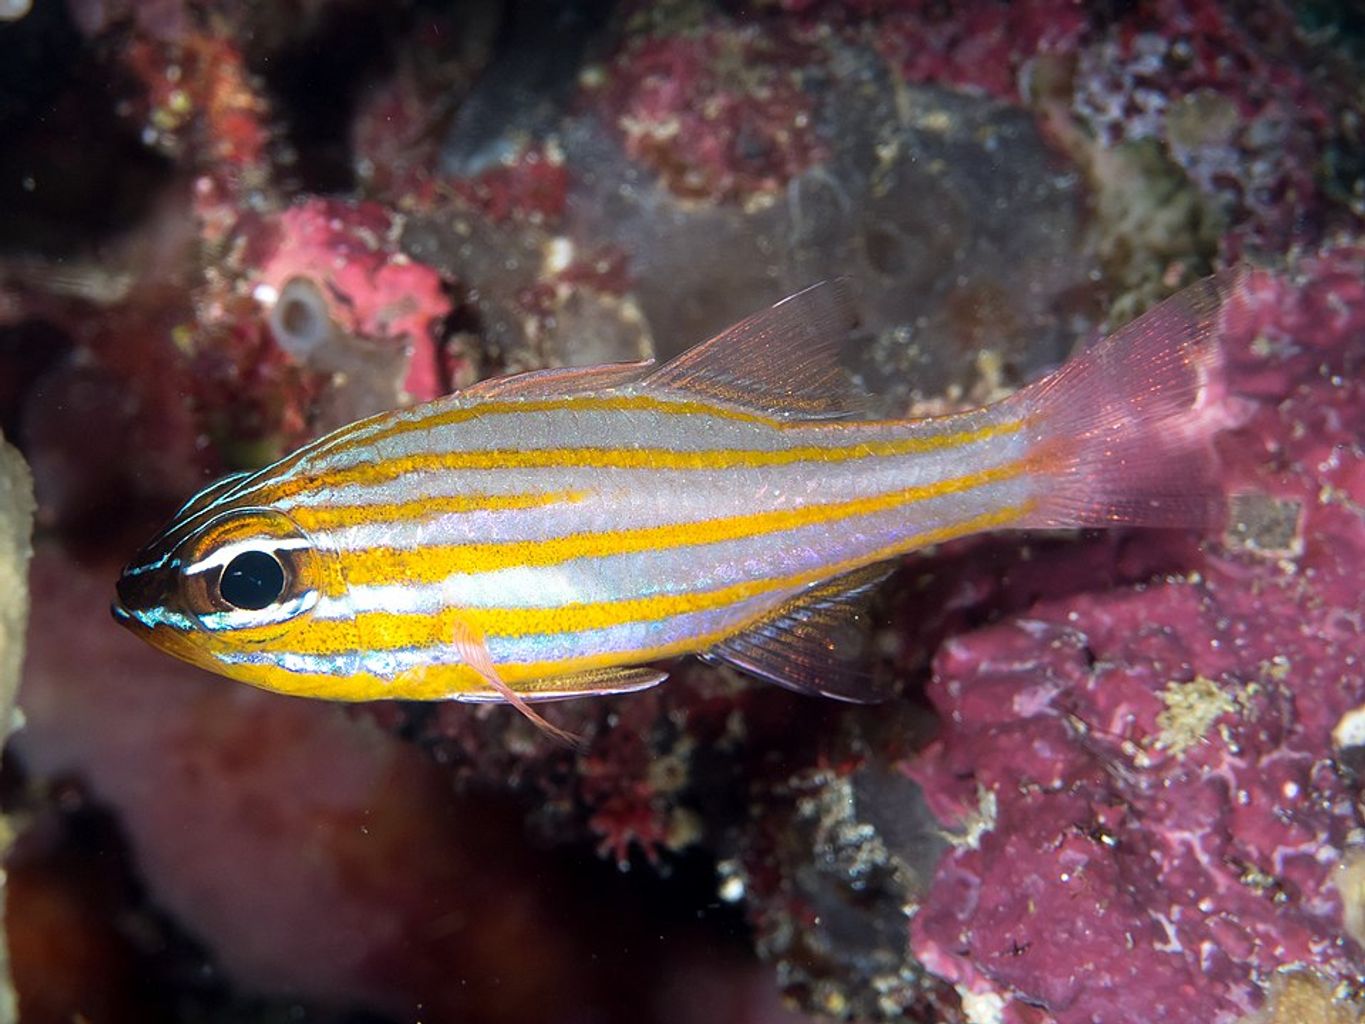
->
110, 598, 146, 631
109, 592, 150, 633
112, 561, 172, 633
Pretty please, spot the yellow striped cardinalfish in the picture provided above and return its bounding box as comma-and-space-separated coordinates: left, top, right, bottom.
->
114, 270, 1239, 735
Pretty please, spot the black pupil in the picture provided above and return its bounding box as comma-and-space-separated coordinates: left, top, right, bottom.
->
219, 550, 286, 610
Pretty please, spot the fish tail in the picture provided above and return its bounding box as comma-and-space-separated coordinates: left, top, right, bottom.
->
1011, 267, 1248, 530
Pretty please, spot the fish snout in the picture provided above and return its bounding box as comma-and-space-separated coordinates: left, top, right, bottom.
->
112, 561, 177, 630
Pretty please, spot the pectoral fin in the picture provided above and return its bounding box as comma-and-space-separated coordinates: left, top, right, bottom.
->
445, 619, 585, 747
705, 562, 898, 703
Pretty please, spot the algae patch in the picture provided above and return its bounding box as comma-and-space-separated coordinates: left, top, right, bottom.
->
1152, 675, 1242, 757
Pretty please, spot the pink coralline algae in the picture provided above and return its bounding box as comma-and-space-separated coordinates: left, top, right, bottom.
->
85, 4, 276, 215
905, 251, 1365, 1023
595, 24, 828, 205
109, 7, 454, 416
190, 193, 453, 454
122, 32, 271, 179
446, 143, 571, 227
231, 197, 452, 403
872, 0, 1089, 101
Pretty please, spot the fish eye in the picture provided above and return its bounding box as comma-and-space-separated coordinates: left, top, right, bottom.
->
218, 549, 287, 610
172, 507, 328, 632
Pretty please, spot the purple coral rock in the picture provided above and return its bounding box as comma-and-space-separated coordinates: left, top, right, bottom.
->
905, 252, 1365, 1023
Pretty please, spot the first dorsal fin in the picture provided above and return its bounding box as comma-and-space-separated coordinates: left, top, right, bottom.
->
461, 359, 657, 399
644, 280, 868, 420
705, 562, 898, 703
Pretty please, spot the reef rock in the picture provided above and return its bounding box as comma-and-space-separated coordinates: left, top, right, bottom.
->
0, 433, 34, 1024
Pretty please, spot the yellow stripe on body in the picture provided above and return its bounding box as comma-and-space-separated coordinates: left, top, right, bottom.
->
494, 501, 1034, 677
287, 489, 588, 532
354, 393, 793, 442
206, 503, 1034, 700
334, 390, 1000, 453
334, 459, 1030, 587
258, 394, 788, 498
226, 503, 1033, 659
267, 416, 1028, 505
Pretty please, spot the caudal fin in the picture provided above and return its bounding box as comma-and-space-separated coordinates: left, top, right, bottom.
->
1013, 267, 1247, 530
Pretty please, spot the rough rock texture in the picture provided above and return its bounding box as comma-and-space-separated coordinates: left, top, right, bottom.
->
903, 252, 1365, 1023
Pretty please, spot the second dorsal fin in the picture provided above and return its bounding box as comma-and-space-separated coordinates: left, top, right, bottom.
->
644, 280, 868, 420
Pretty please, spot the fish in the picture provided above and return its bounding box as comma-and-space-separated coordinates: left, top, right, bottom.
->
113, 270, 1240, 732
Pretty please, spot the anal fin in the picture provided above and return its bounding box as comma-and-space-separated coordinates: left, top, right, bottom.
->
705, 562, 897, 704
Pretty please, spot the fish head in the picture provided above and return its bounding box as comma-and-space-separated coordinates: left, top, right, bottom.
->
113, 474, 355, 693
